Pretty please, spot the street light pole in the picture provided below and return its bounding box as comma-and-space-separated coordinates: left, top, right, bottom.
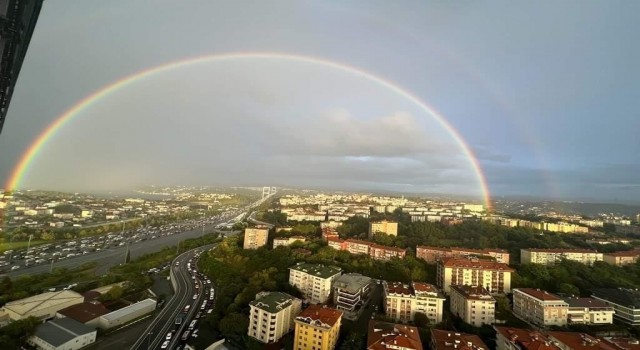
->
26, 234, 33, 255
147, 331, 153, 350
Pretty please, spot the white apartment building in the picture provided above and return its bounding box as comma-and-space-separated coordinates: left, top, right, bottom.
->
243, 226, 269, 250
520, 249, 603, 265
513, 288, 568, 327
450, 285, 496, 327
384, 281, 445, 324
273, 236, 306, 249
289, 262, 342, 304
248, 292, 302, 344
563, 297, 614, 325
369, 220, 398, 238
437, 258, 513, 294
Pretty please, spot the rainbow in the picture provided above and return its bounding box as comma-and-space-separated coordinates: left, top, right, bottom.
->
5, 52, 492, 209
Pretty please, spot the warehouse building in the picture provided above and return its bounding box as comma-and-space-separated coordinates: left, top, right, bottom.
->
97, 298, 156, 329
28, 317, 96, 350
1, 290, 84, 321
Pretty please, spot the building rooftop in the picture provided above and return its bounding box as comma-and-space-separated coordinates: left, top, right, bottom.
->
290, 262, 342, 279
548, 331, 613, 350
440, 257, 514, 271
601, 337, 640, 350
451, 285, 496, 301
385, 282, 414, 296
57, 301, 109, 323
99, 298, 156, 322
431, 329, 487, 350
563, 297, 611, 309
604, 250, 640, 257
367, 320, 423, 350
515, 288, 565, 302
32, 317, 95, 347
412, 282, 443, 297
333, 273, 372, 294
295, 305, 342, 329
592, 288, 640, 308
250, 292, 299, 314
523, 248, 599, 254
3, 290, 83, 316
493, 326, 561, 350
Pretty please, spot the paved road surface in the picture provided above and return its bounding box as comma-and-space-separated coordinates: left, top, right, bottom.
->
2, 224, 224, 277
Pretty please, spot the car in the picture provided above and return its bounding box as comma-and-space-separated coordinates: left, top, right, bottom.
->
161, 340, 170, 349
11, 265, 20, 270
166, 331, 173, 340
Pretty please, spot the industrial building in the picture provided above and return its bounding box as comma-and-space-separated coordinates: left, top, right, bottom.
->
97, 298, 157, 329
28, 317, 96, 350
1, 290, 84, 321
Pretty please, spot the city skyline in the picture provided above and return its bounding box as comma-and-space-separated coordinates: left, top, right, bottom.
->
0, 1, 638, 202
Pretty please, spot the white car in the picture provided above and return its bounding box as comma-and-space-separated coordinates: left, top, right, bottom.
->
161, 340, 170, 349
166, 332, 173, 340
11, 265, 20, 270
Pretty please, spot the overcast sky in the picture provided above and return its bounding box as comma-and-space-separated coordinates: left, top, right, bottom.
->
0, 1, 638, 203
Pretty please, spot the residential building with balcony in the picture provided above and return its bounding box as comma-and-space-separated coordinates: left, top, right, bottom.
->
450, 285, 496, 327
367, 320, 423, 350
417, 246, 510, 264
369, 220, 398, 238
293, 305, 343, 350
243, 226, 269, 250
248, 292, 302, 344
520, 249, 603, 265
289, 263, 342, 304
563, 297, 614, 325
512, 288, 568, 327
591, 288, 640, 326
332, 273, 373, 320
437, 258, 513, 294
273, 236, 306, 248
603, 250, 640, 266
383, 281, 445, 324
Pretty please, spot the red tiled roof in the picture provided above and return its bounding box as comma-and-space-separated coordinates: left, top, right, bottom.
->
601, 337, 640, 350
494, 326, 560, 350
385, 282, 414, 296
548, 332, 616, 350
431, 329, 487, 350
439, 257, 514, 271
367, 320, 423, 350
296, 305, 342, 328
515, 288, 564, 301
412, 282, 439, 294
524, 248, 598, 253
57, 301, 108, 323
450, 285, 495, 301
605, 251, 640, 257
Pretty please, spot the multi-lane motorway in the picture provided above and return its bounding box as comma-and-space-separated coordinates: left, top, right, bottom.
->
131, 245, 215, 350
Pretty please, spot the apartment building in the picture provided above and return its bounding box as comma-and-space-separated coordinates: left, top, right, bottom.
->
369, 244, 406, 261
273, 236, 306, 248
417, 246, 510, 264
603, 250, 640, 266
383, 281, 445, 324
431, 329, 488, 350
512, 288, 568, 327
332, 273, 373, 320
243, 226, 269, 249
248, 292, 302, 344
591, 288, 640, 326
369, 220, 398, 238
326, 238, 406, 261
293, 305, 343, 350
520, 249, 603, 265
563, 297, 614, 325
437, 257, 513, 294
345, 239, 371, 255
367, 320, 423, 350
450, 285, 496, 327
289, 263, 342, 304
494, 326, 560, 350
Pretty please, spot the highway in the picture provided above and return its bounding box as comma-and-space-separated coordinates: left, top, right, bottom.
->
131, 245, 214, 350
2, 223, 224, 277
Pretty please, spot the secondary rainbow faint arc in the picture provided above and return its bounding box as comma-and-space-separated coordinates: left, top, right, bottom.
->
6, 52, 492, 209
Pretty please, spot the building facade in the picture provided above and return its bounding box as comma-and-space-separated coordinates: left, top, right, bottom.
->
450, 285, 496, 327
1, 290, 84, 321
603, 251, 640, 266
332, 273, 373, 320
369, 220, 398, 238
293, 305, 343, 350
248, 292, 302, 344
520, 249, 603, 265
512, 288, 568, 327
383, 282, 445, 324
417, 246, 510, 264
243, 226, 269, 249
437, 258, 513, 294
273, 236, 306, 248
28, 318, 96, 350
289, 263, 342, 304
563, 297, 614, 325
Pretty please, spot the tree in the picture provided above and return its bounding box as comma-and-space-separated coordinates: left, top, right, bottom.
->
414, 312, 431, 328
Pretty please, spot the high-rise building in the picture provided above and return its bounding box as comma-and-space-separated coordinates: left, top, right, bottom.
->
293, 305, 342, 350
369, 220, 398, 238
383, 281, 445, 324
289, 262, 342, 304
0, 0, 44, 134
248, 292, 302, 344
450, 285, 496, 327
243, 226, 269, 249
